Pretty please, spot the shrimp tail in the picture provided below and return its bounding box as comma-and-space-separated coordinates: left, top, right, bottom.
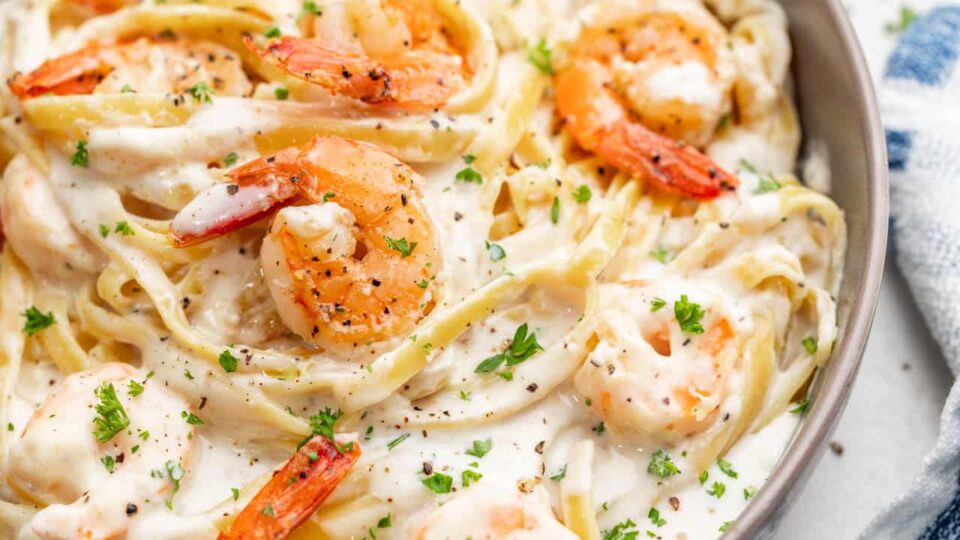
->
170, 148, 301, 247
218, 437, 360, 540
7, 47, 115, 99
244, 36, 394, 105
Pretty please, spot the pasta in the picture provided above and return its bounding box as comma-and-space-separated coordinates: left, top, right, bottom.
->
0, 0, 845, 538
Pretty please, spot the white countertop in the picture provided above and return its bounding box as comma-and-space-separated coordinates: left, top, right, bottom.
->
777, 265, 952, 538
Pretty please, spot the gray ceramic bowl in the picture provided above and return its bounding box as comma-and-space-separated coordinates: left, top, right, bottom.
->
728, 0, 889, 537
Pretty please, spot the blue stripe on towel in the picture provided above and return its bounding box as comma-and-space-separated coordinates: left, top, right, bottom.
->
886, 129, 914, 171
885, 6, 960, 85
920, 470, 960, 539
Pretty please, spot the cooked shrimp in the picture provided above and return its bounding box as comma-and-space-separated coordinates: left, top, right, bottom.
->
244, 0, 470, 110
0, 155, 103, 281
7, 37, 252, 100
6, 363, 196, 540
575, 282, 740, 444
67, 0, 134, 15
405, 484, 579, 540
171, 136, 442, 351
219, 436, 360, 540
554, 1, 738, 199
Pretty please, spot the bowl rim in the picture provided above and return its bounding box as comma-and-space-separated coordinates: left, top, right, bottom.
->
729, 0, 890, 537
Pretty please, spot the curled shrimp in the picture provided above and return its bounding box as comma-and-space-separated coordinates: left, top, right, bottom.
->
6, 363, 196, 540
7, 37, 252, 100
554, 1, 738, 200
405, 484, 578, 540
171, 136, 442, 351
575, 283, 740, 444
244, 0, 470, 110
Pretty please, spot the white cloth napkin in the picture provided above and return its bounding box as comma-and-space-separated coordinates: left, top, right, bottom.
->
845, 2, 960, 538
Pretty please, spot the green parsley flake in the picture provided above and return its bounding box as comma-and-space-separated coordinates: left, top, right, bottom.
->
101, 455, 116, 473
165, 459, 185, 508
744, 486, 758, 500
377, 513, 392, 528
602, 518, 639, 540
802, 336, 818, 355
593, 421, 605, 435
322, 192, 336, 203
181, 411, 204, 425
549, 464, 567, 481
474, 323, 544, 374
886, 6, 918, 34
647, 449, 681, 479
219, 349, 238, 373
127, 380, 145, 397
459, 390, 472, 401
309, 407, 342, 443
120, 84, 135, 93
264, 26, 281, 38
184, 369, 194, 380
461, 469, 483, 487
485, 240, 507, 262
648, 507, 666, 527
115, 221, 134, 236
717, 458, 738, 479
232, 487, 240, 501
572, 184, 592, 203
99, 224, 110, 238
707, 481, 726, 498
465, 438, 492, 458
790, 397, 810, 415
275, 86, 290, 100
650, 246, 669, 264
455, 155, 483, 184
302, 0, 321, 16
699, 470, 709, 485
421, 472, 453, 494
720, 521, 733, 533
188, 82, 215, 104
384, 235, 418, 258
756, 174, 782, 194
6, 423, 13, 432
650, 297, 666, 312
386, 433, 410, 451
261, 503, 275, 517
550, 196, 560, 224
93, 382, 130, 442
416, 279, 429, 289
498, 370, 514, 381
71, 140, 89, 167
674, 294, 705, 334
528, 38, 554, 74
223, 152, 239, 167
22, 307, 55, 336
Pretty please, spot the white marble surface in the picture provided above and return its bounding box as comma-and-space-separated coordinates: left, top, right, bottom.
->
777, 266, 952, 538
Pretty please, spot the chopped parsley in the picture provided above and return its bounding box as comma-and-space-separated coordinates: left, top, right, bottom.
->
699, 470, 709, 485
421, 472, 453, 494
549, 464, 567, 481
498, 370, 514, 381
650, 246, 669, 264
377, 513, 392, 528
127, 380, 145, 397
707, 481, 726, 498
101, 455, 116, 473
322, 192, 336, 203
165, 459, 185, 508
485, 240, 507, 262
188, 82, 215, 104
572, 184, 592, 203
790, 397, 810, 415
93, 382, 130, 442
223, 152, 239, 167
650, 297, 666, 312
386, 433, 410, 451
720, 521, 733, 533
465, 438, 492, 458
527, 38, 554, 74
647, 449, 681, 479
550, 196, 560, 224
593, 421, 605, 435
71, 140, 89, 167
459, 390, 472, 401
301, 0, 321, 16
384, 235, 418, 258
275, 86, 290, 100
261, 503, 275, 517
183, 369, 194, 380
802, 336, 818, 355
120, 84, 135, 93
461, 469, 483, 487
181, 411, 204, 425
648, 507, 666, 527
416, 279, 429, 289
674, 295, 705, 334
309, 407, 342, 443
115, 221, 134, 236
232, 487, 240, 501
219, 349, 238, 373
22, 307, 55, 336
717, 458, 738, 479
99, 224, 110, 238
744, 486, 758, 500
474, 323, 543, 374
756, 175, 782, 194
455, 154, 483, 184
264, 26, 281, 38
6, 423, 12, 432
602, 518, 639, 540
886, 6, 918, 34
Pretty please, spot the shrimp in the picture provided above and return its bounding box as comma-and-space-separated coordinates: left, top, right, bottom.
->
405, 484, 579, 540
170, 136, 442, 351
244, 0, 470, 110
554, 1, 738, 200
67, 0, 135, 15
574, 282, 740, 444
219, 436, 360, 540
6, 363, 196, 540
7, 37, 252, 100
0, 155, 103, 281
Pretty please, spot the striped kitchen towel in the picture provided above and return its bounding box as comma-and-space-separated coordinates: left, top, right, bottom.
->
855, 3, 960, 539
